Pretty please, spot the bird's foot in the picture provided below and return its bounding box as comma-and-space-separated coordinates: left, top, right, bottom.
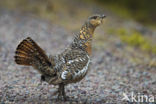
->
37, 80, 42, 87
37, 75, 45, 87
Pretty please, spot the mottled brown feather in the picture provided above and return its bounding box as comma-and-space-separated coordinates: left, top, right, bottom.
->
15, 37, 51, 66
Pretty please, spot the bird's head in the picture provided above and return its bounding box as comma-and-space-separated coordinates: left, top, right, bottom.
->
88, 14, 106, 27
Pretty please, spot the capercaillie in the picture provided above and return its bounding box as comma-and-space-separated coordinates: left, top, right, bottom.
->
14, 14, 106, 100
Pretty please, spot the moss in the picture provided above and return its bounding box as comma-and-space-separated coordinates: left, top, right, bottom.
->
109, 28, 156, 54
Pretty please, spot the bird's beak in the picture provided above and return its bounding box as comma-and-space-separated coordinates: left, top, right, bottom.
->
100, 14, 106, 19
100, 15, 106, 24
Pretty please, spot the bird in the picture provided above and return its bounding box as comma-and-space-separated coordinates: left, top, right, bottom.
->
14, 14, 106, 100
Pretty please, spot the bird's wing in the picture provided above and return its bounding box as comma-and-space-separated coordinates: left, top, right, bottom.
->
59, 50, 90, 82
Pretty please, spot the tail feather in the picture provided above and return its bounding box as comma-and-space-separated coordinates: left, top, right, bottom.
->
15, 56, 32, 66
14, 37, 51, 67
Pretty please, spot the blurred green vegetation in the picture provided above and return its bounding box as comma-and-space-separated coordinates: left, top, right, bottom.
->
0, 0, 155, 55
1, 0, 155, 26
108, 28, 156, 54
0, 0, 54, 17
96, 0, 156, 26
0, 0, 91, 30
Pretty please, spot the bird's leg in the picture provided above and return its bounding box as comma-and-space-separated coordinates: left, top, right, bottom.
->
57, 84, 62, 99
37, 75, 45, 86
57, 83, 69, 101
61, 84, 68, 100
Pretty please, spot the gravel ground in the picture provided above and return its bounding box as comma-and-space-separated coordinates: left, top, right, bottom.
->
0, 10, 155, 104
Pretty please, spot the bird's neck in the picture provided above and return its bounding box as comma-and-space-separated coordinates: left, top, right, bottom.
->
80, 22, 95, 38
71, 22, 96, 55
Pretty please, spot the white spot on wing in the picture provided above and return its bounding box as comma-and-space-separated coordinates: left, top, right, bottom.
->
74, 55, 90, 78
80, 58, 83, 61
67, 58, 80, 64
68, 60, 74, 64
61, 57, 65, 63
61, 55, 90, 80
61, 71, 68, 80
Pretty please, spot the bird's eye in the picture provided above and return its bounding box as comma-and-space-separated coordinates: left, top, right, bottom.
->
91, 16, 98, 19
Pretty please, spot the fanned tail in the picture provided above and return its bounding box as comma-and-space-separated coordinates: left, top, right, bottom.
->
14, 37, 51, 67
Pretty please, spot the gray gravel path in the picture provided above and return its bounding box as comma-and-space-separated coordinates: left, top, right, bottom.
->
0, 11, 155, 104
